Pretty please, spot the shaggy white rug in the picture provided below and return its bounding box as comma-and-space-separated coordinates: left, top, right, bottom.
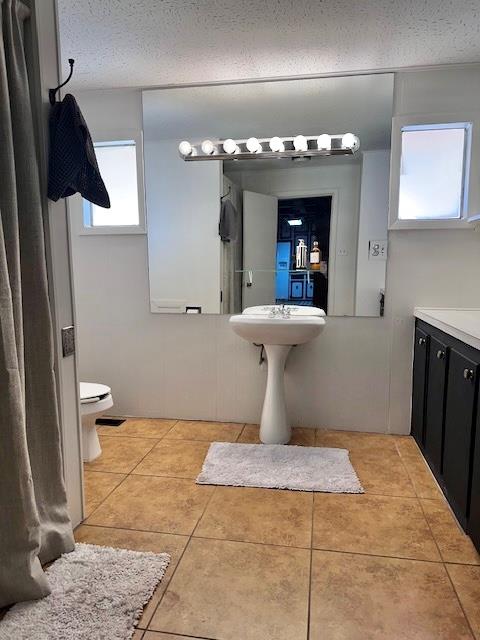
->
197, 442, 364, 493
0, 543, 170, 640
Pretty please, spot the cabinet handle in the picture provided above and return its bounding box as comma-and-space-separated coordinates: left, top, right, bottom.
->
436, 350, 445, 360
418, 337, 426, 346
464, 368, 475, 381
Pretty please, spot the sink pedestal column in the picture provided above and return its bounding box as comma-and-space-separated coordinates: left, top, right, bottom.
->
260, 344, 292, 444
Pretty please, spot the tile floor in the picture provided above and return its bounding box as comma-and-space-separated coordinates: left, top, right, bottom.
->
76, 419, 480, 640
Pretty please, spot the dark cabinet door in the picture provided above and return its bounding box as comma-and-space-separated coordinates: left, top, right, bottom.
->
411, 327, 430, 447
468, 409, 480, 551
443, 349, 479, 524
467, 411, 480, 552
424, 337, 448, 473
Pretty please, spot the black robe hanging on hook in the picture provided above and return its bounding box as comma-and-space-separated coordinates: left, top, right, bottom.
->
47, 93, 110, 208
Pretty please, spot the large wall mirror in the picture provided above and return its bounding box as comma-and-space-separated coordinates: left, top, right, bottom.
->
143, 73, 394, 316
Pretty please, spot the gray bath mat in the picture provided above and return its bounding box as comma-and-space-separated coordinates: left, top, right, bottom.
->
0, 543, 170, 640
196, 442, 364, 493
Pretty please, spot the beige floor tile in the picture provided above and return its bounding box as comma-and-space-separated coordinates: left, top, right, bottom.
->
421, 499, 480, 564
395, 435, 423, 457
401, 455, 442, 499
83, 471, 126, 517
195, 486, 313, 548
446, 564, 480, 639
238, 424, 315, 446
315, 430, 415, 497
143, 633, 203, 639
150, 538, 310, 640
351, 449, 416, 497
84, 436, 157, 473
313, 493, 440, 561
132, 631, 144, 640
315, 429, 399, 453
74, 525, 189, 629
165, 420, 243, 442
97, 418, 176, 439
395, 439, 443, 499
85, 475, 214, 535
132, 439, 211, 480
310, 550, 473, 640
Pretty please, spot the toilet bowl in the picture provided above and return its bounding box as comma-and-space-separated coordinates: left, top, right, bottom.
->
80, 382, 114, 462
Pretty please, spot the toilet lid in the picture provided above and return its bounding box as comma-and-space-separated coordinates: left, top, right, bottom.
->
80, 382, 111, 403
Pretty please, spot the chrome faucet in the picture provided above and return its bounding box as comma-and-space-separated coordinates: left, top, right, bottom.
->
268, 304, 291, 318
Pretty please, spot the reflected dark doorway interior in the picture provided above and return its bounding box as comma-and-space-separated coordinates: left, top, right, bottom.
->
275, 196, 332, 312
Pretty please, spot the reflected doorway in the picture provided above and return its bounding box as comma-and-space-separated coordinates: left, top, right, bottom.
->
275, 196, 332, 312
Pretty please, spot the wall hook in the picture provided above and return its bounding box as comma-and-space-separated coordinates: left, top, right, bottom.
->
49, 58, 75, 105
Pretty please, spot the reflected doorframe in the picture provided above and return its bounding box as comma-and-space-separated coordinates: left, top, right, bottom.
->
272, 187, 340, 316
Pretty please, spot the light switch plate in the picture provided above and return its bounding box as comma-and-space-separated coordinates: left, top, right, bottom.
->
369, 239, 388, 260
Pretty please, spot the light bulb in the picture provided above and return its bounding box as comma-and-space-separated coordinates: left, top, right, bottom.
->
317, 134, 331, 150
246, 137, 262, 153
341, 133, 359, 150
293, 135, 308, 152
178, 140, 193, 156
201, 139, 216, 155
223, 138, 239, 154
269, 136, 285, 152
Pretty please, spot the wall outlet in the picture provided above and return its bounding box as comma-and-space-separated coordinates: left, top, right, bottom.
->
369, 239, 388, 260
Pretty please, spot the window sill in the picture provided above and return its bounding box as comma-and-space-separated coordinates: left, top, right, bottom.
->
388, 218, 472, 231
78, 226, 147, 236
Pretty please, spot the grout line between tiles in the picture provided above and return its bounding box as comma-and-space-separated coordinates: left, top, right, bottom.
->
413, 460, 477, 639
81, 473, 131, 521
78, 521, 450, 566
85, 426, 476, 639
142, 484, 221, 633
145, 630, 218, 640
306, 492, 314, 640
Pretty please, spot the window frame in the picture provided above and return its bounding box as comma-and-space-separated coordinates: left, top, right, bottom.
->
389, 112, 480, 230
78, 130, 147, 235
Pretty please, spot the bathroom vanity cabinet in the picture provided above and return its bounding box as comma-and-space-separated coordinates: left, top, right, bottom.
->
412, 309, 480, 553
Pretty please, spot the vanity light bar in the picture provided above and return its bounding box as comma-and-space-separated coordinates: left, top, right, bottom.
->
178, 133, 360, 161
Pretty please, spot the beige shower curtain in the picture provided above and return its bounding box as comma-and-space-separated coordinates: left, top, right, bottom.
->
0, 0, 74, 607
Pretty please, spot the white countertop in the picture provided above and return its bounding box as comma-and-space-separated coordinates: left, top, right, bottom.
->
414, 308, 480, 351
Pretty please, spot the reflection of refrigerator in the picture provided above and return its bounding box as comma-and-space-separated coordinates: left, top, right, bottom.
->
275, 242, 290, 300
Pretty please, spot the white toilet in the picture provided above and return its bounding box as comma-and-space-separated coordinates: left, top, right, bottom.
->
80, 382, 114, 462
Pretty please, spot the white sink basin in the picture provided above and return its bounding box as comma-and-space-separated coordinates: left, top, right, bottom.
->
229, 306, 326, 444
243, 304, 325, 317
230, 313, 325, 345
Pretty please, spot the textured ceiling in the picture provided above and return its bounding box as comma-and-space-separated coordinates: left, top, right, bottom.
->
57, 0, 480, 90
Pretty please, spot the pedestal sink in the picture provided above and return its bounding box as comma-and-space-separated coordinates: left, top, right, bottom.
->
230, 305, 325, 444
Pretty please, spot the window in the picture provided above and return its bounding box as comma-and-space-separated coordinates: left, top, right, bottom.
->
398, 124, 470, 221
389, 114, 478, 229
81, 134, 146, 234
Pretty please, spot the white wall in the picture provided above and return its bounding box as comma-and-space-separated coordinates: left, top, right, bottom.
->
145, 139, 222, 314
355, 150, 390, 315
227, 161, 361, 316
71, 67, 480, 435
385, 68, 480, 433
